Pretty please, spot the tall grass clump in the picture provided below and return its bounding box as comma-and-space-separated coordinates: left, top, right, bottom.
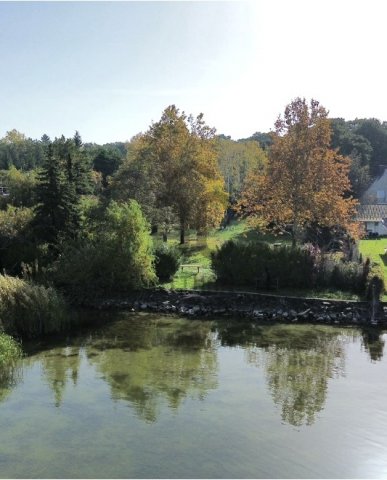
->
0, 275, 69, 338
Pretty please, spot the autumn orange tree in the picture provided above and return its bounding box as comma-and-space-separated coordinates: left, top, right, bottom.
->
112, 105, 228, 244
240, 98, 359, 247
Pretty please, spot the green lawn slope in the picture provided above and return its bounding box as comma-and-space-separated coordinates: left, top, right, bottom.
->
153, 221, 360, 300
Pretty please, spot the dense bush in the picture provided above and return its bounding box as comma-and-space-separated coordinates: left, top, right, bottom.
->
154, 244, 181, 281
0, 275, 69, 338
211, 241, 315, 289
328, 261, 364, 293
0, 205, 37, 275
50, 200, 156, 300
211, 239, 369, 294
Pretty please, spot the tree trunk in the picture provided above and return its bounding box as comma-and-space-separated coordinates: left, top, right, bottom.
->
163, 232, 168, 242
180, 226, 185, 245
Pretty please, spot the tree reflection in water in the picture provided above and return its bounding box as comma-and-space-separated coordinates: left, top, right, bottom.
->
40, 347, 81, 407
0, 362, 22, 403
22, 345, 82, 407
361, 327, 386, 362
16, 312, 386, 428
85, 316, 218, 422
217, 322, 354, 427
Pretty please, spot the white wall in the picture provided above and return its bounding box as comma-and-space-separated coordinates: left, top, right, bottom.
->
365, 221, 387, 235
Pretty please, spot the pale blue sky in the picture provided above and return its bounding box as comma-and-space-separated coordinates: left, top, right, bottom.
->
1, 0, 387, 143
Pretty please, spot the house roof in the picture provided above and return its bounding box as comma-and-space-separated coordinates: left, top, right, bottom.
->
355, 204, 387, 221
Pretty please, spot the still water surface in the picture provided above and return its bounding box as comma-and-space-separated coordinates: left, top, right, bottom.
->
1, 312, 387, 478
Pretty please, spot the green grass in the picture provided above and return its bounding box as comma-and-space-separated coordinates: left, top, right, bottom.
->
152, 221, 357, 299
359, 238, 387, 301
153, 221, 290, 290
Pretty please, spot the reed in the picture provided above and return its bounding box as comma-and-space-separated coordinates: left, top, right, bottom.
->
0, 274, 69, 338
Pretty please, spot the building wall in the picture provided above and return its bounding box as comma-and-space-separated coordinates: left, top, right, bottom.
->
365, 221, 387, 235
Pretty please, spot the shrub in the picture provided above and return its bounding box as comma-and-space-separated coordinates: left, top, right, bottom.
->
0, 275, 69, 338
50, 200, 157, 300
154, 244, 181, 281
0, 333, 21, 369
211, 239, 366, 294
211, 240, 315, 289
329, 261, 364, 293
0, 205, 37, 275
365, 262, 385, 300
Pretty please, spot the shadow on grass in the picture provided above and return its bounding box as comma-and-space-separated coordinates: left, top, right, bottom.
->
229, 228, 291, 246
179, 243, 208, 256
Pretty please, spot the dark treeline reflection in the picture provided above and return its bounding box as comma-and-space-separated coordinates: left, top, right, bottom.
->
6, 313, 386, 427
361, 327, 385, 362
216, 322, 356, 427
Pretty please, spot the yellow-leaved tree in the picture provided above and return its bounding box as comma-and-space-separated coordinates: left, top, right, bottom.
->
112, 105, 228, 243
240, 98, 360, 246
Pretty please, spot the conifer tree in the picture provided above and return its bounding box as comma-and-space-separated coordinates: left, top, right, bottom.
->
34, 137, 83, 245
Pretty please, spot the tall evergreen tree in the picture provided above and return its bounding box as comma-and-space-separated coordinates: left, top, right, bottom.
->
72, 131, 93, 195
33, 137, 82, 245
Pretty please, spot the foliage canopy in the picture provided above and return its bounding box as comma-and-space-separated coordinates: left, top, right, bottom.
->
240, 98, 359, 246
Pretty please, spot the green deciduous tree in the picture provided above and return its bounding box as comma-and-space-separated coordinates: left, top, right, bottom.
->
215, 137, 267, 202
0, 166, 37, 208
0, 205, 36, 274
0, 130, 45, 170
92, 147, 123, 187
50, 200, 156, 299
353, 118, 387, 175
330, 118, 371, 197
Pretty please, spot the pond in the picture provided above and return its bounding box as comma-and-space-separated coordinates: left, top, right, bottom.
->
1, 312, 387, 478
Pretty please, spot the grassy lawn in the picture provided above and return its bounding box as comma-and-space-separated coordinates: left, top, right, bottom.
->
152, 221, 360, 299
359, 238, 387, 301
153, 220, 290, 290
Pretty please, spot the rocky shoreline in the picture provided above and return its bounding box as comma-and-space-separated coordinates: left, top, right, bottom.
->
85, 288, 387, 326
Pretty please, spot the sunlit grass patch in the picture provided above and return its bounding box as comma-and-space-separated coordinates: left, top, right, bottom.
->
359, 238, 387, 301
155, 220, 291, 290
